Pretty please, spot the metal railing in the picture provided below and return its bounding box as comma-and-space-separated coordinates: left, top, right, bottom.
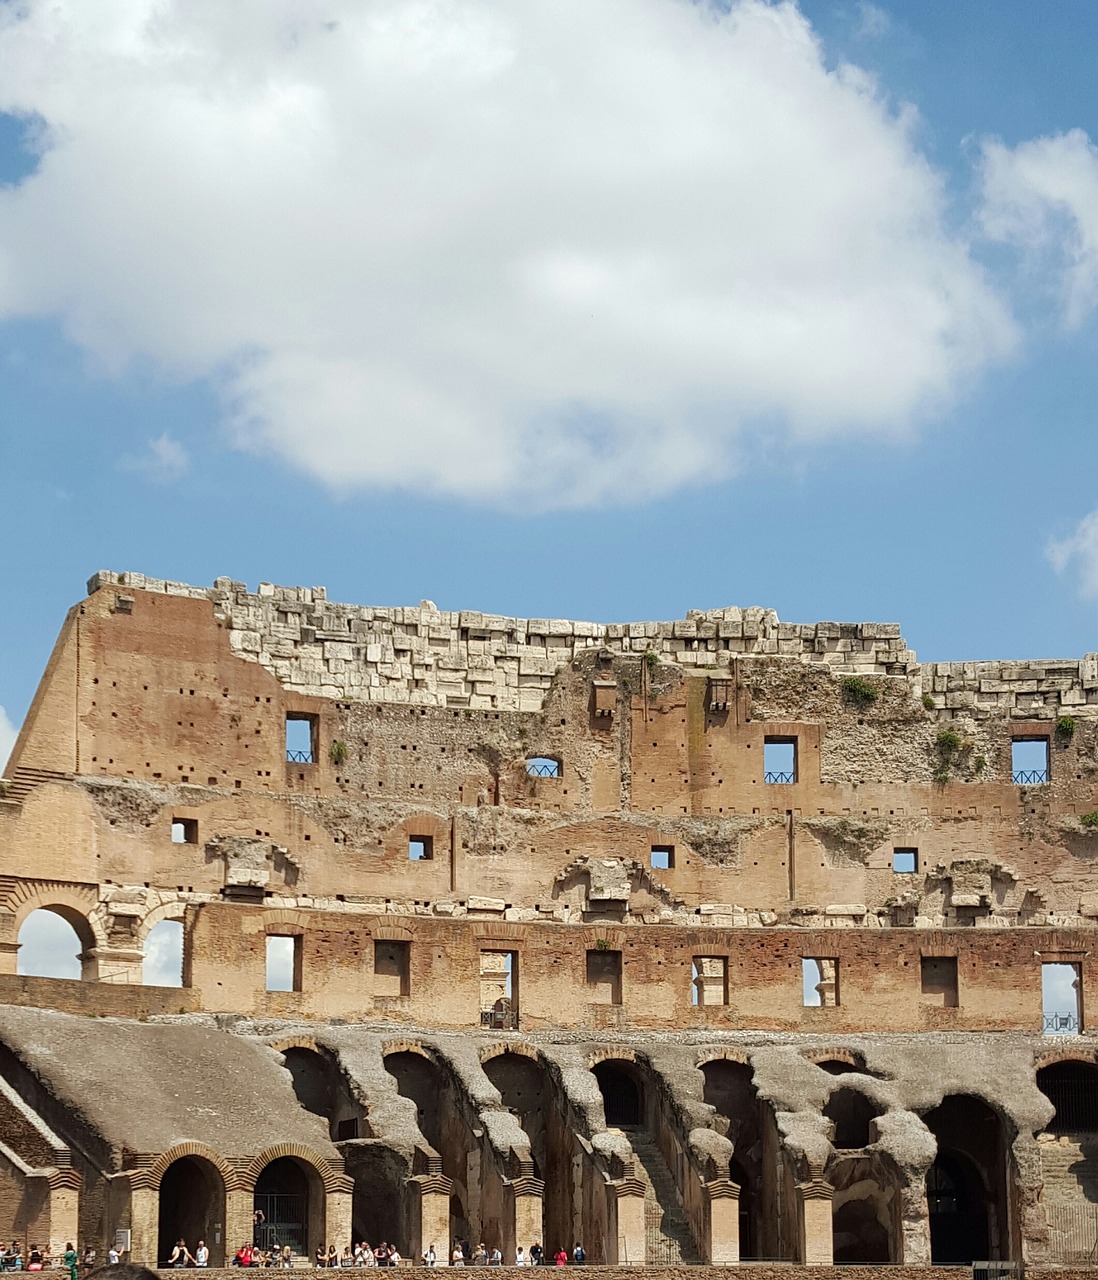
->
1013, 769, 1049, 784
764, 772, 794, 784
1044, 1011, 1081, 1035
286, 749, 314, 764
1045, 1203, 1098, 1264
525, 760, 561, 778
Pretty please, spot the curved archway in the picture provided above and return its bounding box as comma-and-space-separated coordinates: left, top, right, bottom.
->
385, 1049, 445, 1149
592, 1059, 643, 1128
833, 1194, 890, 1264
922, 1095, 1010, 1264
158, 1155, 225, 1266
824, 1088, 882, 1150
17, 907, 93, 980
253, 1156, 324, 1258
701, 1060, 761, 1260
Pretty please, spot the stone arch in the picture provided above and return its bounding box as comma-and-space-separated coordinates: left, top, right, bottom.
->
478, 1040, 544, 1065
803, 1048, 869, 1074
586, 1045, 638, 1069
262, 908, 309, 934
1035, 1046, 1098, 1072
156, 1149, 228, 1266
243, 1143, 347, 1193
922, 1095, 1011, 1264
591, 1057, 645, 1128
695, 1048, 751, 1067
150, 1142, 238, 1190
137, 900, 186, 943
10, 883, 106, 979
251, 1152, 329, 1259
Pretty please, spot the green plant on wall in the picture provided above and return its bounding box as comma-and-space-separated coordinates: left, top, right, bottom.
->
922, 692, 936, 711
1056, 715, 1076, 739
1081, 812, 1098, 829
933, 726, 973, 784
329, 739, 348, 766
841, 675, 878, 708
644, 650, 659, 674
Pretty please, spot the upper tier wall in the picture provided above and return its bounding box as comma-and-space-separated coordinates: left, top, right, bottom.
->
86, 571, 1098, 718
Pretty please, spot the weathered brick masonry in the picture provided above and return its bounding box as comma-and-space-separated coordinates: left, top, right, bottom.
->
2, 573, 1098, 1270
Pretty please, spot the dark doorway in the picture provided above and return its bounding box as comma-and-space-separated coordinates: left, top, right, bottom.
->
927, 1151, 989, 1264
702, 1060, 762, 1262
1037, 1061, 1098, 1133
593, 1060, 642, 1127
159, 1156, 224, 1266
255, 1157, 310, 1255
824, 1088, 880, 1149
832, 1198, 890, 1263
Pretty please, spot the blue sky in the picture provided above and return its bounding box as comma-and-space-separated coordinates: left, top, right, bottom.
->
2, 0, 1098, 773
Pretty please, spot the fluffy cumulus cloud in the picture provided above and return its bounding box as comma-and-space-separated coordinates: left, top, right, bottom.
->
0, 705, 15, 772
1048, 509, 1098, 600
981, 128, 1098, 327
0, 0, 1015, 508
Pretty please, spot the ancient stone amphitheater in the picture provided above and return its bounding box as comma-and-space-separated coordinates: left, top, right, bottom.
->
2, 571, 1098, 1273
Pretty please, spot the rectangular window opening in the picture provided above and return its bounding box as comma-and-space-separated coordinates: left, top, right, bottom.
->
586, 948, 622, 1006
650, 845, 675, 871
920, 956, 958, 1008
374, 940, 410, 998
171, 817, 198, 845
266, 934, 301, 992
526, 756, 562, 778
1043, 961, 1082, 1036
286, 713, 318, 764
802, 957, 839, 1008
764, 737, 797, 784
692, 956, 729, 1007
1013, 737, 1050, 785
893, 847, 918, 873
336, 1118, 360, 1141
480, 950, 518, 1028
409, 835, 434, 861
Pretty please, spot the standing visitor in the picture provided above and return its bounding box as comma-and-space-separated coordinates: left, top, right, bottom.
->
195, 1241, 209, 1268
421, 1245, 436, 1267
61, 1244, 77, 1280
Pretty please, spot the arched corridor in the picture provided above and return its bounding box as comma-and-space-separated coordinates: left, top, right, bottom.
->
254, 1157, 320, 1256
593, 1059, 643, 1127
922, 1095, 1010, 1264
158, 1156, 225, 1266
701, 1059, 762, 1261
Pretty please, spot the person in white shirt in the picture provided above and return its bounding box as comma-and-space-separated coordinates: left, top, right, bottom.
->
515, 1249, 527, 1267
195, 1241, 209, 1268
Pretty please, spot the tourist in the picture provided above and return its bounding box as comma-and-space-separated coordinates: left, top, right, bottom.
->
81, 1247, 96, 1272
107, 1246, 121, 1267
528, 1246, 541, 1268
449, 1245, 463, 1267
327, 1246, 339, 1269
570, 1245, 584, 1266
61, 1244, 77, 1280
552, 1250, 566, 1268
471, 1245, 486, 1268
421, 1244, 436, 1267
372, 1243, 389, 1267
488, 1248, 501, 1267
280, 1246, 292, 1269
168, 1241, 192, 1270
514, 1248, 527, 1267
315, 1246, 327, 1269
388, 1248, 401, 1267
360, 1244, 377, 1268
195, 1241, 209, 1268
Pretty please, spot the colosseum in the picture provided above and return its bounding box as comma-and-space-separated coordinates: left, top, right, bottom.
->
2, 570, 1098, 1272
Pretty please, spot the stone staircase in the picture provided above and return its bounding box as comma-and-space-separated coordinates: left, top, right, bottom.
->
617, 1125, 701, 1265
0, 767, 71, 805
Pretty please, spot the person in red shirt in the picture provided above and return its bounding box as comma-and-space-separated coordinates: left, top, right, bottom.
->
554, 1249, 567, 1267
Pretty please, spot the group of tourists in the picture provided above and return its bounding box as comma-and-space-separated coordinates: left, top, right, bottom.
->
169, 1241, 209, 1269
0, 1244, 119, 1276
314, 1244, 401, 1268
442, 1243, 586, 1267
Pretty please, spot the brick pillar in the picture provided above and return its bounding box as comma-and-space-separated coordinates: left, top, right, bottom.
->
46, 1171, 81, 1260
797, 1177, 835, 1266
609, 1179, 646, 1266
704, 1177, 741, 1264
409, 1174, 453, 1263
326, 1188, 353, 1252
506, 1177, 545, 1262
225, 1188, 255, 1260
128, 1184, 160, 1266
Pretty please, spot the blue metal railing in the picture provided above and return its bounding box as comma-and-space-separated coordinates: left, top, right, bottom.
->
1044, 1012, 1081, 1035
1013, 769, 1049, 784
286, 749, 314, 764
765, 771, 794, 784
526, 760, 561, 778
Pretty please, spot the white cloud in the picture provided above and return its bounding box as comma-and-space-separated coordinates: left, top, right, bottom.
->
0, 0, 1014, 508
143, 919, 184, 987
1048, 508, 1098, 599
855, 3, 891, 40
0, 705, 16, 774
120, 431, 189, 482
980, 129, 1098, 327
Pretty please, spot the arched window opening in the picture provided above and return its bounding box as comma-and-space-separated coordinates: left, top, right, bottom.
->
922, 1095, 1007, 1264
593, 1060, 643, 1128
824, 1088, 881, 1150
525, 756, 561, 779
254, 1157, 315, 1258
17, 908, 90, 980
1037, 1061, 1098, 1133
158, 1156, 225, 1267
144, 919, 184, 987
832, 1196, 890, 1264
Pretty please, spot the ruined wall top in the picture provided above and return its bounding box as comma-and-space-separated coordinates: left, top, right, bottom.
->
86, 570, 1098, 717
